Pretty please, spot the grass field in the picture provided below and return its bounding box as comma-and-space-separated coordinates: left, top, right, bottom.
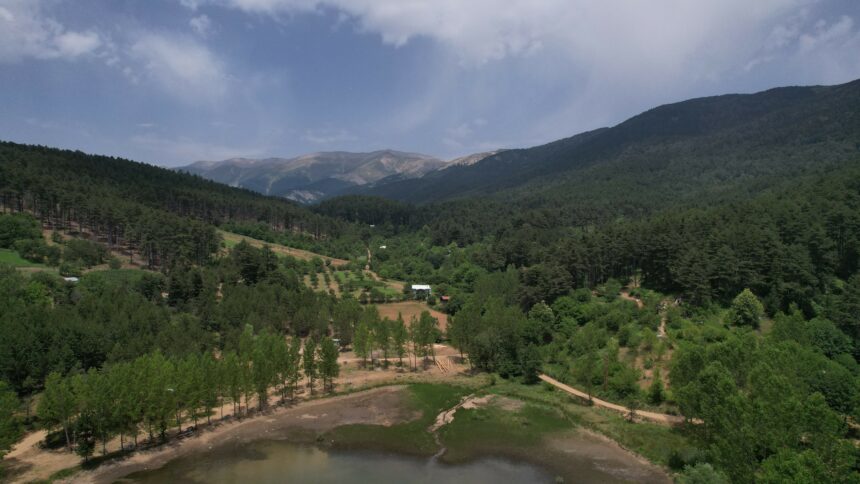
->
333, 270, 404, 300
486, 380, 695, 467
80, 268, 149, 287
0, 248, 49, 269
440, 397, 574, 463
326, 380, 685, 480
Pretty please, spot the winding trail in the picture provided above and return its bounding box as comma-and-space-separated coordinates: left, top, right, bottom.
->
620, 289, 668, 338
619, 290, 644, 309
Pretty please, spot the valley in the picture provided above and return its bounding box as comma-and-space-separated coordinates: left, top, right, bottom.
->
1, 76, 860, 484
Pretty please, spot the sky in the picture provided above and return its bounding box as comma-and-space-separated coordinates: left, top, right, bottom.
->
1, 0, 860, 167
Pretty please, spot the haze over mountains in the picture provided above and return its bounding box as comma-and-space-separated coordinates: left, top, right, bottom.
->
179, 150, 498, 204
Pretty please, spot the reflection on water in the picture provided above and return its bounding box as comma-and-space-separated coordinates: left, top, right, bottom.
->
126, 440, 553, 484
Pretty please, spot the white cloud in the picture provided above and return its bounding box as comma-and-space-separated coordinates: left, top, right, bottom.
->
54, 30, 102, 57
183, 0, 860, 142
184, 1, 814, 66
798, 15, 855, 53
129, 33, 228, 103
0, 0, 103, 62
180, 0, 203, 10
190, 14, 213, 37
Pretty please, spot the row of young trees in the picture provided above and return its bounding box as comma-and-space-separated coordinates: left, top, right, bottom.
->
37, 327, 340, 461
352, 310, 440, 369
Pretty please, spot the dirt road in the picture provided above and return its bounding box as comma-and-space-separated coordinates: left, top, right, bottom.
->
538, 374, 686, 425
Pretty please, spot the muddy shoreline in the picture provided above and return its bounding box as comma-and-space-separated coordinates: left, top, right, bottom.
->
16, 382, 669, 484
67, 386, 415, 484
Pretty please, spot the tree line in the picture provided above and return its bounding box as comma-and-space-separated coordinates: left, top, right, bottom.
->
37, 326, 340, 461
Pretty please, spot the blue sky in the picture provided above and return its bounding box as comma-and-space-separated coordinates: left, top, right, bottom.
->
1, 0, 859, 166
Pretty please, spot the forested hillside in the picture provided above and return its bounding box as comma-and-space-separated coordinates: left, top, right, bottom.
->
1, 79, 859, 483
362, 79, 860, 223
0, 142, 360, 265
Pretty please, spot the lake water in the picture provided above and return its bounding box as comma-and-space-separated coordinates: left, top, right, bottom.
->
125, 440, 554, 484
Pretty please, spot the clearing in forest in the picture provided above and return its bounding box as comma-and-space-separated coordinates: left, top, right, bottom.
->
218, 230, 349, 267
376, 301, 449, 332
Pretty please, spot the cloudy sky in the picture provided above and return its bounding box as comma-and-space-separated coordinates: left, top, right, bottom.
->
1, 0, 859, 166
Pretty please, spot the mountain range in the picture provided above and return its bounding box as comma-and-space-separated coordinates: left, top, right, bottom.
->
181, 79, 860, 210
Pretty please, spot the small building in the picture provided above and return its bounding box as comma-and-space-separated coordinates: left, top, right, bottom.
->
440, 295, 450, 303
411, 284, 431, 298
62, 276, 79, 284
379, 245, 387, 249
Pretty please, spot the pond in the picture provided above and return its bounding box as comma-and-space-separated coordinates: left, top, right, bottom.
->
125, 440, 554, 484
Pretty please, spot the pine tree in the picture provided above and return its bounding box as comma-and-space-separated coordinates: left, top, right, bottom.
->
303, 338, 318, 393
318, 337, 340, 392
222, 351, 243, 417
200, 353, 219, 424
648, 368, 665, 405
252, 331, 279, 410
417, 311, 439, 365
287, 337, 302, 401
38, 372, 76, 450
375, 318, 391, 367
0, 380, 20, 459
392, 314, 408, 368
353, 321, 370, 367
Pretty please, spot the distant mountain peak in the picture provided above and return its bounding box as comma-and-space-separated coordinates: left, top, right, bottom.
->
443, 149, 506, 169
177, 149, 447, 204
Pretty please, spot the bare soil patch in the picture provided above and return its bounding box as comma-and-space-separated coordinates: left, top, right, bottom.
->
376, 301, 449, 332
545, 429, 671, 483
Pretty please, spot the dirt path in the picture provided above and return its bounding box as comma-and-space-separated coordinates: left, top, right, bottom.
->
621, 289, 668, 339
3, 429, 79, 483
428, 394, 493, 433
619, 290, 644, 309
538, 374, 686, 425
657, 309, 667, 339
